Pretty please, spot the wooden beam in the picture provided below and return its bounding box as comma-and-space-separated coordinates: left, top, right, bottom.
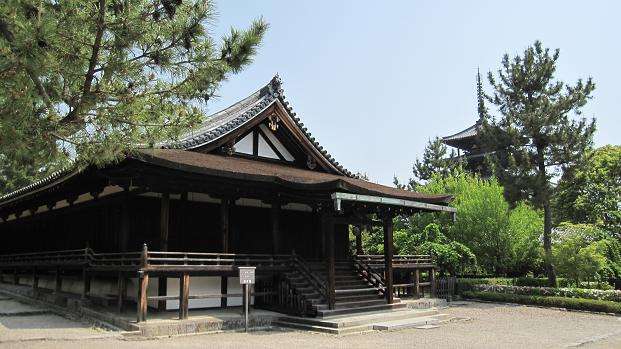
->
383, 212, 394, 304
331, 192, 456, 213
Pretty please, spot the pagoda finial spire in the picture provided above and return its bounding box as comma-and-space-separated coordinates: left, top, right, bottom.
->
476, 67, 487, 122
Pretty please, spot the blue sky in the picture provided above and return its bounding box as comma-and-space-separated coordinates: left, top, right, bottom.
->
208, 1, 618, 185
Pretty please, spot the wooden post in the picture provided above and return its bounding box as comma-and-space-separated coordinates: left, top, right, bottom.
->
179, 273, 189, 320
117, 272, 126, 313
220, 198, 230, 308
54, 268, 62, 294
430, 267, 436, 297
120, 191, 130, 252
355, 225, 363, 255
270, 201, 281, 254
137, 271, 149, 322
383, 212, 394, 304
81, 268, 90, 299
137, 244, 149, 322
32, 268, 38, 294
415, 269, 420, 297
324, 214, 336, 310
158, 193, 170, 312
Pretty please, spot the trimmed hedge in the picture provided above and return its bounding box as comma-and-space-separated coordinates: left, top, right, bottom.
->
460, 284, 621, 302
462, 291, 621, 314
514, 277, 569, 288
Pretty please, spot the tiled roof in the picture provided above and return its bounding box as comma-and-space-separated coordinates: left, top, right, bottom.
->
442, 121, 480, 142
136, 149, 453, 204
0, 76, 355, 207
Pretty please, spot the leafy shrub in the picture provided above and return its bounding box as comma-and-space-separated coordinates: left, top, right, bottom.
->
514, 277, 570, 288
466, 284, 621, 302
462, 291, 621, 314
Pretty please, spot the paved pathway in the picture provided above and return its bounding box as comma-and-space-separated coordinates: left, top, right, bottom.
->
0, 295, 118, 346
1, 298, 620, 348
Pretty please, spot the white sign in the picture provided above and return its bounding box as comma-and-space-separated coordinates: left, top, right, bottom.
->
239, 267, 256, 285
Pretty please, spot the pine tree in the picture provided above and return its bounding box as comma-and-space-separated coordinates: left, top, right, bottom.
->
480, 40, 596, 286
0, 1, 268, 193
413, 137, 457, 182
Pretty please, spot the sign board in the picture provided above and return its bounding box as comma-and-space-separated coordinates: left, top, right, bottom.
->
239, 267, 256, 285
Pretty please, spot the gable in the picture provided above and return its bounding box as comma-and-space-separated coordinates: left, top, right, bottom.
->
233, 123, 295, 162
159, 75, 353, 176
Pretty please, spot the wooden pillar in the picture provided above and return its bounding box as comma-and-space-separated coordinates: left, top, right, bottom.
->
383, 212, 394, 304
117, 272, 126, 313
220, 198, 231, 308
414, 269, 420, 297
430, 267, 437, 297
54, 268, 62, 294
137, 272, 149, 322
355, 225, 363, 255
81, 269, 90, 299
32, 268, 38, 294
158, 193, 170, 312
120, 191, 130, 252
324, 214, 336, 310
270, 201, 281, 254
179, 273, 189, 320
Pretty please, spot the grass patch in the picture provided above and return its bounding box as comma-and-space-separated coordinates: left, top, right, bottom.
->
462, 291, 621, 314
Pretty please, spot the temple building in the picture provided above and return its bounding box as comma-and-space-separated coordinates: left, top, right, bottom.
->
0, 76, 455, 321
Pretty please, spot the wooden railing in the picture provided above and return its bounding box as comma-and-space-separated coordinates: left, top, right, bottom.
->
352, 257, 385, 296
355, 254, 435, 269
0, 246, 291, 272
291, 253, 328, 305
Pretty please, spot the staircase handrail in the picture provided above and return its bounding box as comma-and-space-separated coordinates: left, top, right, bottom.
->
291, 254, 329, 302
352, 256, 385, 294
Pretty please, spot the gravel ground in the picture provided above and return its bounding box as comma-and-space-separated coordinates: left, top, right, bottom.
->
1, 301, 620, 349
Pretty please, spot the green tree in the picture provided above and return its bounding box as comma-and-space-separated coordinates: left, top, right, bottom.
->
412, 137, 458, 182
506, 202, 543, 276
554, 145, 621, 235
481, 40, 596, 285
417, 169, 512, 274
0, 0, 267, 193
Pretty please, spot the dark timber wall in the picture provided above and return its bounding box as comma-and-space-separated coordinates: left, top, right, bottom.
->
0, 195, 348, 258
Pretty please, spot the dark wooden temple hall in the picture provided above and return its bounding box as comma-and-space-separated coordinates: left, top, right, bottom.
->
0, 76, 455, 321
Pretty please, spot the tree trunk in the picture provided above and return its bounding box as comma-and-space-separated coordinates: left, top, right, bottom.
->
537, 145, 557, 287
543, 200, 557, 286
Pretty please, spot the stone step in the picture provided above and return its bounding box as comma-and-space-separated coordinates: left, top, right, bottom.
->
316, 302, 407, 318
335, 294, 383, 302
372, 314, 451, 331
272, 320, 373, 335
275, 308, 440, 334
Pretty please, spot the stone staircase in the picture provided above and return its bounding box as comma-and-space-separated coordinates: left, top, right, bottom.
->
283, 259, 405, 318
273, 307, 451, 334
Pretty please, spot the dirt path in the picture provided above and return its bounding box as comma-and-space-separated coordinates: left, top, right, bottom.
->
1, 299, 620, 348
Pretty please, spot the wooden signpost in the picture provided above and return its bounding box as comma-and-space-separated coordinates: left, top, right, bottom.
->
238, 266, 256, 332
